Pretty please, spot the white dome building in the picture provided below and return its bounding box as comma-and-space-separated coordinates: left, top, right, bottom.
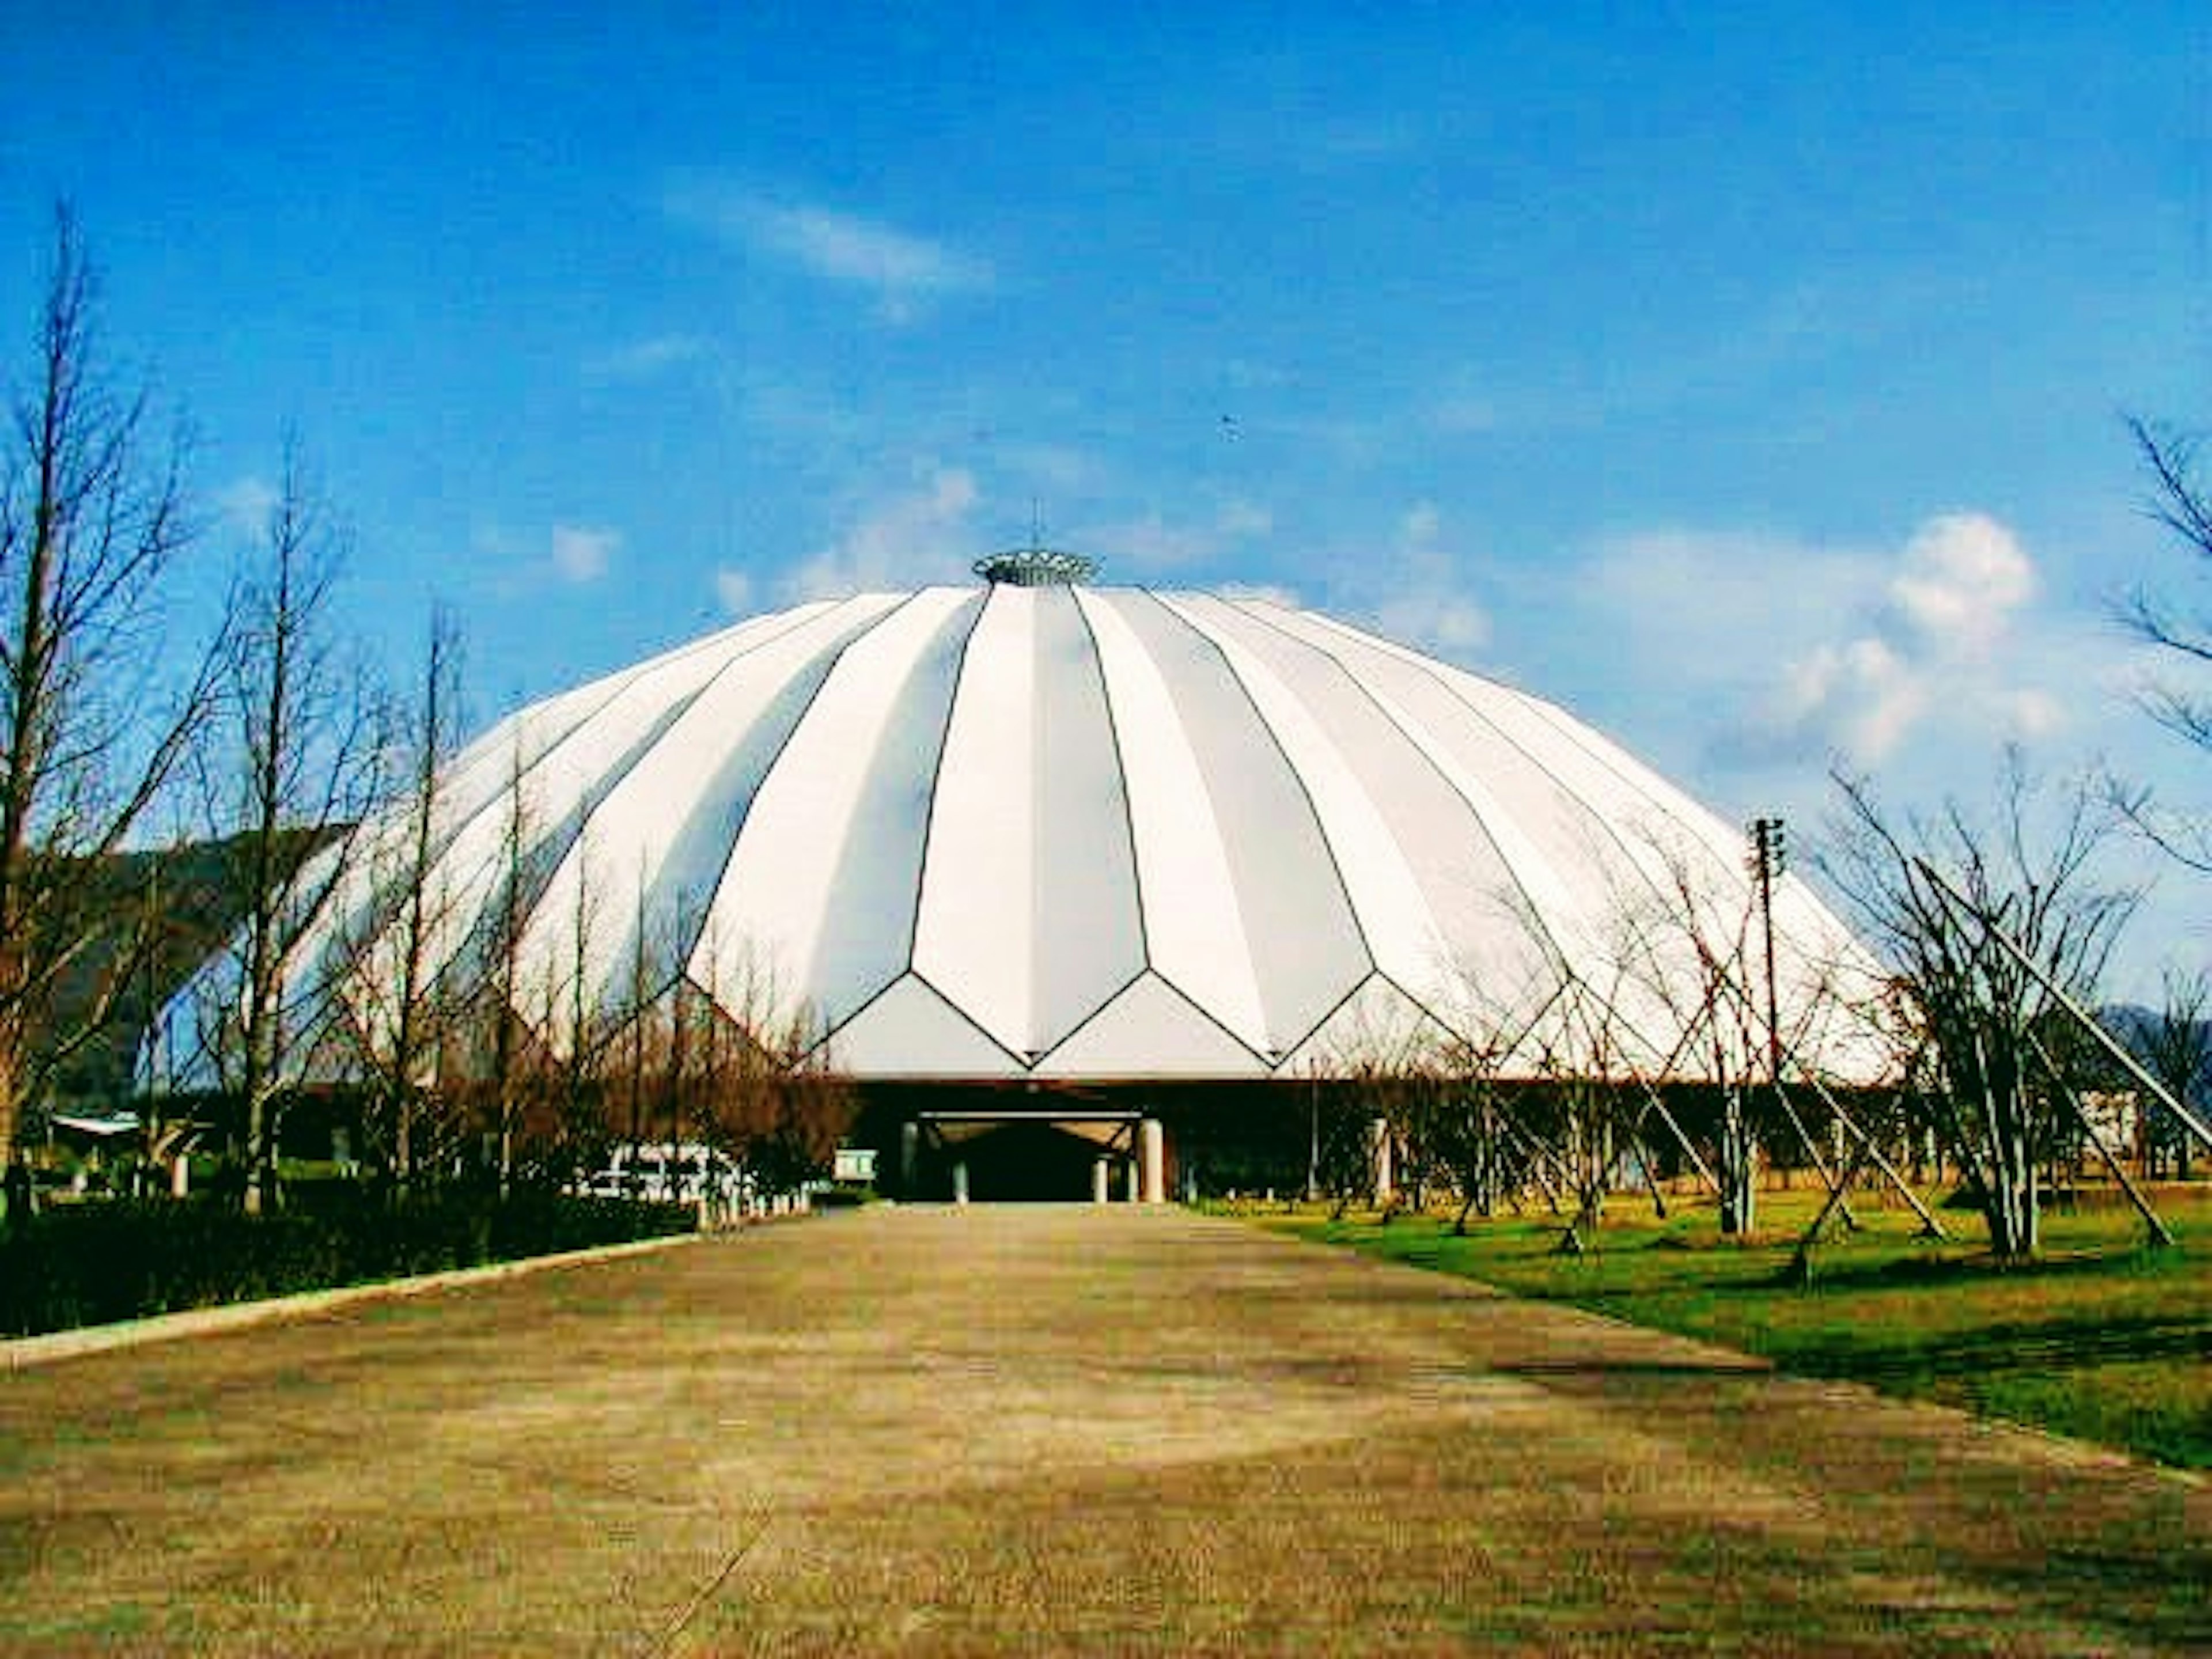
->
151, 553, 1891, 1195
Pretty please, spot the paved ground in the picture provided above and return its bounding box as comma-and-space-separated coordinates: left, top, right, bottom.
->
2, 1206, 2207, 1655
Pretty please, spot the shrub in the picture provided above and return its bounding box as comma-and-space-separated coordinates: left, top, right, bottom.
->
0, 1190, 697, 1338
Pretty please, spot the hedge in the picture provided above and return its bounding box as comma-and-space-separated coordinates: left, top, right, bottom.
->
0, 1190, 697, 1338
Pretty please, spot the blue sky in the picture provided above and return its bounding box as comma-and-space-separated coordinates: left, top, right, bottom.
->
1, 4, 2207, 994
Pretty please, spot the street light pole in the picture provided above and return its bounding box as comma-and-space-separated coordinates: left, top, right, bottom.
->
1751, 817, 1786, 1085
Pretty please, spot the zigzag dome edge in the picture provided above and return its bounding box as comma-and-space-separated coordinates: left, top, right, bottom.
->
159, 584, 1895, 1088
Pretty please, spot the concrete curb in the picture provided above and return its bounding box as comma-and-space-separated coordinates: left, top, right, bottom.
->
2, 1229, 711, 1373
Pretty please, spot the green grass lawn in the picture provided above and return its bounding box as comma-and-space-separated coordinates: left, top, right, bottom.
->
1252, 1184, 2212, 1471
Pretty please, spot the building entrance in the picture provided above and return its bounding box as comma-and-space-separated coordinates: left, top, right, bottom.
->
900, 1111, 1166, 1203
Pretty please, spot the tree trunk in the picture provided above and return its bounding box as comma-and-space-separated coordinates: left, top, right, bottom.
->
1718, 1088, 1757, 1236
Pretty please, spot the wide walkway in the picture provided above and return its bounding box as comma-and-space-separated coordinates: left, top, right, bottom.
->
2, 1205, 2206, 1654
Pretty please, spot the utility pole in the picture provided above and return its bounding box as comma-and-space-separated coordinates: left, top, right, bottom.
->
1750, 817, 1786, 1084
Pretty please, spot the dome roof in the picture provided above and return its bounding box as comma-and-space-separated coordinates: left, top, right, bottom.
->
160, 583, 1891, 1087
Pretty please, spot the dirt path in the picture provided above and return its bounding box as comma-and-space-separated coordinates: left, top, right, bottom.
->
3, 1205, 2206, 1654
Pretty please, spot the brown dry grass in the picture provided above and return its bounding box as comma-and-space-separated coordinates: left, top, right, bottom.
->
2, 1205, 2206, 1654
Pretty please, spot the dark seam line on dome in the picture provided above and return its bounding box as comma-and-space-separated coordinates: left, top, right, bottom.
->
1350, 627, 1698, 973
1145, 967, 1274, 1071
1372, 968, 1459, 1050
908, 966, 1031, 1070
334, 605, 875, 1027
1028, 963, 1152, 1067
1161, 593, 1379, 982
1270, 968, 1457, 1077
1039, 965, 1270, 1074
1513, 690, 1805, 1026
1308, 610, 1670, 959
489, 588, 824, 777
644, 601, 904, 967
1271, 970, 1374, 1074
1115, 589, 1283, 1045
682, 590, 937, 981
484, 612, 866, 1008
1246, 607, 1570, 992
898, 590, 992, 982
1351, 690, 1692, 1077
813, 968, 1028, 1076
448, 599, 840, 893
1512, 690, 1760, 912
521, 601, 882, 979
1070, 589, 1153, 971
1226, 598, 1493, 868
482, 596, 823, 810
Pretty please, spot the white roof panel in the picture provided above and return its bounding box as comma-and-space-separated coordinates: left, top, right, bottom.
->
911, 586, 1144, 1059
704, 589, 982, 1028
171, 579, 1894, 1087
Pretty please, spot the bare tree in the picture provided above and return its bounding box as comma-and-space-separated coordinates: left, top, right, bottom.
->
192, 436, 375, 1211
2116, 416, 2212, 869
344, 608, 465, 1190
449, 733, 540, 1197
2128, 968, 2210, 1181
1827, 756, 2133, 1259
2125, 419, 2212, 747
0, 206, 217, 1177
688, 938, 854, 1206
1430, 1040, 1514, 1228
1614, 842, 1772, 1234
554, 840, 608, 1166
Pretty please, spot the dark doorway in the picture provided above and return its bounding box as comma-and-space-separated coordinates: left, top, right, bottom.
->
941, 1120, 1115, 1202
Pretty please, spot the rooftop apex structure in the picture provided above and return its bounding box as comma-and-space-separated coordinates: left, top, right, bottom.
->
971, 546, 1098, 586
151, 574, 1890, 1091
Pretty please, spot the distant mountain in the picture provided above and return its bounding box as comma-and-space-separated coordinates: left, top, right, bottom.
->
44, 830, 339, 1108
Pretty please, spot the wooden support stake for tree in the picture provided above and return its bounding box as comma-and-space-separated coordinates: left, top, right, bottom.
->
2025, 1031, 2176, 1251
1767, 1074, 1861, 1231
1625, 1131, 1669, 1219
1777, 1044, 1949, 1241
1627, 1077, 1722, 1194
1786, 1137, 1874, 1285
1918, 859, 2212, 1155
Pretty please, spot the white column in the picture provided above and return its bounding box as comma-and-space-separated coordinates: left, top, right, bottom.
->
1139, 1119, 1165, 1205
1093, 1157, 1111, 1205
952, 1160, 969, 1206
1124, 1157, 1139, 1203
1370, 1115, 1395, 1203
900, 1121, 920, 1194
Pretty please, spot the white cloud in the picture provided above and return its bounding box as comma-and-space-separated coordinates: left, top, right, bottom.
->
781, 468, 980, 601
1772, 634, 1923, 764
217, 475, 280, 540
473, 520, 620, 592
1560, 512, 2193, 1005
763, 204, 986, 295
550, 524, 618, 585
588, 334, 713, 381
1884, 511, 2036, 653
1759, 513, 2042, 765
1366, 501, 1491, 660
1219, 582, 1304, 610
1577, 511, 2075, 774
665, 177, 991, 321
1080, 498, 1275, 577
713, 567, 754, 616
1215, 498, 1274, 540
1088, 512, 1210, 572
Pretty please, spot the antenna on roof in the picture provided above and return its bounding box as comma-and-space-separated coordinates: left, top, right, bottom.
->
975, 507, 1097, 586
973, 547, 1098, 586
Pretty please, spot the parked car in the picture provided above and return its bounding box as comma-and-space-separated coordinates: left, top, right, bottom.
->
573, 1143, 750, 1205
